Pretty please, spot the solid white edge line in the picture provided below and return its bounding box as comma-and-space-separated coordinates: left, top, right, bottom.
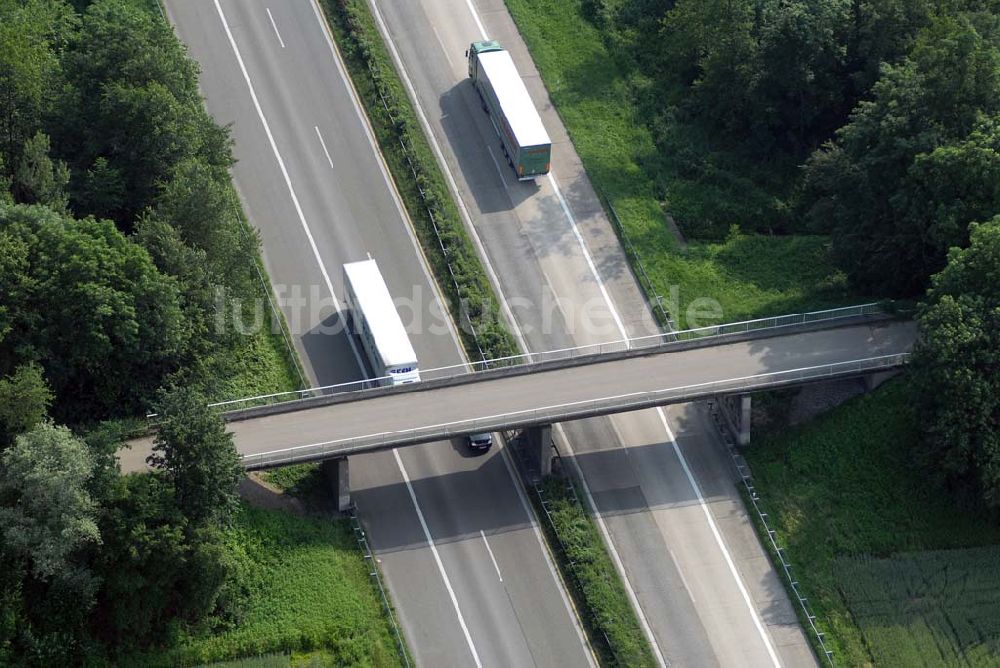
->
307, 0, 467, 359
211, 0, 365, 373
555, 423, 669, 668
302, 2, 488, 664
480, 529, 504, 583
494, 435, 598, 667
394, 450, 483, 668
461, 0, 631, 346
314, 125, 335, 168
456, 0, 782, 662
265, 7, 285, 48
464, 0, 489, 40
655, 407, 782, 667
363, 3, 599, 660
365, 0, 531, 359
360, 1, 757, 666
546, 171, 629, 342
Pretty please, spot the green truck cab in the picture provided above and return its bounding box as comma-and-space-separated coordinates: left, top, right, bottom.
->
466, 40, 551, 180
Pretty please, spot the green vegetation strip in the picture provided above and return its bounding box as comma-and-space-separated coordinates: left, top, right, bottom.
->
503, 0, 857, 328
745, 381, 1000, 665
128, 505, 404, 667
319, 3, 658, 663
533, 475, 655, 667
320, 0, 518, 361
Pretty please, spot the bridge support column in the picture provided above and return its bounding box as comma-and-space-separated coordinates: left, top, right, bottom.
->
715, 394, 752, 447
321, 457, 352, 513
738, 395, 752, 447
864, 369, 899, 392
524, 424, 553, 479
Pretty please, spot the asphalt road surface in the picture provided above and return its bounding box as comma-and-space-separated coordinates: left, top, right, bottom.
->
161, 1, 593, 665
366, 0, 825, 664
122, 321, 915, 469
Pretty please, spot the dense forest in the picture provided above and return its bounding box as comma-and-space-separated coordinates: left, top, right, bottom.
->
0, 0, 280, 662
581, 0, 1000, 508
587, 0, 1000, 294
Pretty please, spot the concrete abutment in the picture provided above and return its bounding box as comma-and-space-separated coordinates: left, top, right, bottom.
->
321, 456, 352, 513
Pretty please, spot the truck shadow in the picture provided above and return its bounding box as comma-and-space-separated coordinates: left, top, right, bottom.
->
437, 81, 543, 215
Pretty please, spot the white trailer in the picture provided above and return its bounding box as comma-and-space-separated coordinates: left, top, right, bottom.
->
343, 259, 420, 385
467, 40, 551, 180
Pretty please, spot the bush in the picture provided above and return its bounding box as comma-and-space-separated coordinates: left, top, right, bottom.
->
322, 0, 518, 362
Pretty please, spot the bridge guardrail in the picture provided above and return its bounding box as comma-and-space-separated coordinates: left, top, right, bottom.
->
207, 303, 887, 415
240, 352, 908, 470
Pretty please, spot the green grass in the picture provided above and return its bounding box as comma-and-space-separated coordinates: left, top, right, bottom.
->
745, 380, 1000, 665
208, 328, 303, 403
836, 547, 1000, 666
537, 478, 656, 667
260, 464, 321, 496
504, 0, 859, 328
193, 648, 356, 667
320, 0, 518, 361
129, 505, 403, 667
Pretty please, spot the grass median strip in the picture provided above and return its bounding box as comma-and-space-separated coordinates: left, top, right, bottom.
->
318, 2, 657, 664
534, 476, 656, 667
320, 0, 518, 362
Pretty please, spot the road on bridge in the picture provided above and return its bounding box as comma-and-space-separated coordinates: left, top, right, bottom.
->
122, 320, 915, 468
162, 0, 592, 665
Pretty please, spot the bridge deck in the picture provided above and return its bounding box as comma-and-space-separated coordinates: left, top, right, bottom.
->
120, 321, 916, 471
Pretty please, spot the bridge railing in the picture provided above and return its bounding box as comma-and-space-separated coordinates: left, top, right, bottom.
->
209, 303, 887, 414
240, 352, 908, 470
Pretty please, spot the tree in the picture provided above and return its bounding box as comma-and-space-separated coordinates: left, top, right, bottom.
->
0, 228, 27, 347
75, 156, 124, 221
800, 12, 1000, 294
0, 202, 188, 422
0, 0, 71, 178
148, 385, 242, 526
911, 218, 1000, 508
55, 0, 232, 225
91, 472, 233, 650
0, 422, 100, 661
11, 131, 69, 211
153, 157, 256, 301
0, 422, 100, 586
0, 363, 52, 447
91, 472, 188, 649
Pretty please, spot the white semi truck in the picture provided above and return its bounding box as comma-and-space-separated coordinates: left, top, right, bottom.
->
467, 40, 552, 180
343, 259, 421, 386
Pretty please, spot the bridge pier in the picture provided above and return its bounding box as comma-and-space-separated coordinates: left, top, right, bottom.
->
321, 456, 352, 513
864, 369, 899, 392
716, 394, 752, 447
524, 424, 553, 479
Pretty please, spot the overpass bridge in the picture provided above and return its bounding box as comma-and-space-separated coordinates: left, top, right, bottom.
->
122, 310, 917, 500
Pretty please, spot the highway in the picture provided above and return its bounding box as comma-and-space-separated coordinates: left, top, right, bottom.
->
161, 1, 592, 666
365, 0, 824, 664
